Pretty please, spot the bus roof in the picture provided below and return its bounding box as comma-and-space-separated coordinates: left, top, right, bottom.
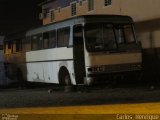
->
26, 15, 133, 36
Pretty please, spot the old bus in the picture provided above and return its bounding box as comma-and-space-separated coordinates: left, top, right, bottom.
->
4, 15, 142, 86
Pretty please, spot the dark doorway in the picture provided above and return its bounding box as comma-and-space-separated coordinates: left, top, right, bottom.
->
73, 25, 85, 84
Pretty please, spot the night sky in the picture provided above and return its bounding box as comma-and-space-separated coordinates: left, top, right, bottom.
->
0, 0, 44, 35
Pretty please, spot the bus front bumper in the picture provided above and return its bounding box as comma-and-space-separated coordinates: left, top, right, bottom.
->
85, 70, 142, 85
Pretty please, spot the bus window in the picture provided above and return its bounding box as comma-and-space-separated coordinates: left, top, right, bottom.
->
49, 30, 56, 48
31, 34, 43, 50
43, 30, 57, 49
43, 32, 49, 49
31, 35, 37, 50
23, 37, 31, 51
85, 24, 117, 52
57, 27, 70, 47
115, 24, 135, 44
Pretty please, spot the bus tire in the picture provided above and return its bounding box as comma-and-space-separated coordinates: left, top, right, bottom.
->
58, 67, 71, 85
17, 68, 25, 88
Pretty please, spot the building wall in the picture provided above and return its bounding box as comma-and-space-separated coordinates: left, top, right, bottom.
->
42, 0, 119, 24
41, 0, 160, 25
135, 19, 160, 49
121, 0, 160, 22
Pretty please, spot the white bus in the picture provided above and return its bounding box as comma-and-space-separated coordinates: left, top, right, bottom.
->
4, 15, 142, 86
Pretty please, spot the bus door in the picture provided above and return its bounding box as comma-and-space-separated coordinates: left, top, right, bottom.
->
73, 25, 86, 84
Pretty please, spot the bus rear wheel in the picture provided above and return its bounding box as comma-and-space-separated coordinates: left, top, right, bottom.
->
17, 68, 25, 88
59, 67, 71, 85
59, 68, 74, 92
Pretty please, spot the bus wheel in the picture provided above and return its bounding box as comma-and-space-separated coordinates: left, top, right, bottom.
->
59, 68, 74, 92
59, 67, 71, 85
17, 68, 25, 88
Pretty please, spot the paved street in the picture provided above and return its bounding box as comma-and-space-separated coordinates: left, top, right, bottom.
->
0, 84, 160, 119
0, 85, 160, 108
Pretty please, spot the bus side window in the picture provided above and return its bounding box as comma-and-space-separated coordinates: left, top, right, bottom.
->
57, 27, 70, 47
31, 35, 37, 50
37, 34, 43, 50
43, 32, 49, 49
24, 37, 31, 52
49, 30, 56, 48
31, 34, 43, 50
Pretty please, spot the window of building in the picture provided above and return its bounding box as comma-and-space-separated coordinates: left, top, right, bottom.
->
58, 7, 61, 13
43, 8, 50, 18
79, 0, 83, 6
88, 0, 94, 11
104, 0, 112, 6
31, 34, 43, 50
71, 3, 77, 16
57, 27, 70, 47
50, 9, 55, 22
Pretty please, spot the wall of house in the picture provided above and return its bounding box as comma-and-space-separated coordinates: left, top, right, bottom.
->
121, 0, 160, 22
41, 0, 117, 25
41, 0, 160, 24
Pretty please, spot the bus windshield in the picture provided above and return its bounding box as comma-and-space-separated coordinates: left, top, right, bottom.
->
85, 23, 136, 52
114, 24, 135, 44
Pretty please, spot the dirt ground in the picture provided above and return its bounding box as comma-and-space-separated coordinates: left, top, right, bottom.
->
0, 83, 160, 109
